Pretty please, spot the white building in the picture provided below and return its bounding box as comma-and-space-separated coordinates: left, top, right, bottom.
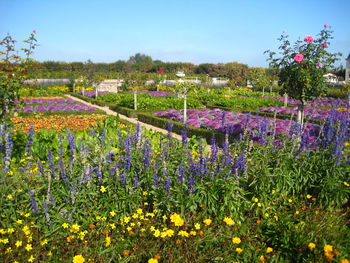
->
323, 73, 338, 84
345, 53, 350, 82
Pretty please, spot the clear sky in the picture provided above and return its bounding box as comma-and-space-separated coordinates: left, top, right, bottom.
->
1, 0, 349, 67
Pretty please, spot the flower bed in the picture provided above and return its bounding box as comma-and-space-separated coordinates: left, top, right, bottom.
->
259, 106, 350, 121
154, 108, 319, 136
15, 97, 97, 113
10, 114, 107, 132
267, 96, 348, 107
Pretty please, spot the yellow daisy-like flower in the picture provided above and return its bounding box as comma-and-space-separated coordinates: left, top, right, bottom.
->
110, 211, 116, 217
148, 258, 158, 263
344, 181, 350, 187
25, 243, 33, 251
73, 254, 85, 263
7, 228, 14, 234
203, 218, 212, 226
266, 247, 273, 253
24, 213, 31, 217
194, 223, 200, 230
190, 231, 197, 236
178, 230, 189, 237
16, 219, 23, 224
100, 186, 107, 193
70, 224, 80, 233
308, 242, 316, 249
306, 194, 312, 199
235, 247, 243, 253
232, 237, 241, 244
28, 255, 35, 262
324, 244, 333, 253
137, 208, 143, 214
7, 194, 13, 199
15, 240, 23, 247
223, 217, 234, 225
41, 239, 48, 246
105, 235, 111, 247
62, 223, 69, 229
340, 259, 350, 263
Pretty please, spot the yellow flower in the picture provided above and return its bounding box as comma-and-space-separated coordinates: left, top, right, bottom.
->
254, 198, 259, 202
23, 225, 31, 235
190, 231, 197, 236
137, 208, 143, 214
266, 247, 273, 253
143, 191, 148, 196
340, 259, 350, 263
306, 194, 312, 199
18, 189, 23, 193
110, 211, 116, 217
105, 235, 111, 247
109, 223, 116, 229
48, 251, 52, 257
223, 217, 234, 225
288, 199, 293, 203
235, 247, 243, 253
344, 181, 350, 187
170, 213, 184, 227
6, 247, 12, 254
25, 244, 33, 251
15, 240, 23, 247
73, 254, 85, 263
70, 224, 80, 233
232, 237, 241, 244
41, 239, 48, 246
259, 255, 265, 262
7, 228, 14, 233
324, 244, 333, 253
295, 210, 300, 215
194, 223, 200, 230
28, 255, 35, 262
274, 215, 279, 221
24, 213, 31, 218
203, 218, 212, 226
7, 194, 13, 199
16, 219, 23, 224
257, 203, 262, 207
178, 230, 189, 237
153, 229, 161, 237
166, 229, 174, 237
148, 259, 158, 263
62, 223, 69, 229
100, 186, 107, 193
308, 242, 316, 249
264, 213, 269, 218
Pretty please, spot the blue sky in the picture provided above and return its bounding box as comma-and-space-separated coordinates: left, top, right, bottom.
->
1, 0, 349, 67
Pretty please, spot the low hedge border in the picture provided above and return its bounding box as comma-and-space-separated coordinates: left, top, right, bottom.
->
137, 112, 232, 145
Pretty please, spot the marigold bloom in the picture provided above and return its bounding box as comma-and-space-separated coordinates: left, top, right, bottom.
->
340, 259, 350, 263
73, 254, 85, 263
232, 237, 241, 244
294, 54, 304, 63
324, 244, 333, 253
123, 250, 130, 255
308, 242, 316, 249
70, 224, 80, 233
259, 256, 265, 262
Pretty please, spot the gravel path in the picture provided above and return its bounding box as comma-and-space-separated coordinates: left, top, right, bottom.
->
65, 94, 183, 141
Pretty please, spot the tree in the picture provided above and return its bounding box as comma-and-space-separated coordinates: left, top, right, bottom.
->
265, 24, 341, 124
0, 31, 38, 120
127, 53, 153, 64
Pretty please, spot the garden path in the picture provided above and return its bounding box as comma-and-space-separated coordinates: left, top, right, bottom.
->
65, 94, 183, 141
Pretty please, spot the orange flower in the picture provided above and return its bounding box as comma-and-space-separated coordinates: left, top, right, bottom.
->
89, 224, 95, 229
123, 250, 130, 256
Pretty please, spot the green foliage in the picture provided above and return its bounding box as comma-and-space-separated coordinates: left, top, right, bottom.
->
266, 25, 341, 104
0, 31, 38, 120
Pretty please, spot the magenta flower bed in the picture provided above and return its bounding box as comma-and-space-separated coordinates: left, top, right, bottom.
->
128, 90, 173, 97
16, 98, 97, 113
154, 108, 318, 136
259, 106, 350, 121
266, 96, 348, 107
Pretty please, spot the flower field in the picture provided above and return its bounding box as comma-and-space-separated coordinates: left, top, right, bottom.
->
16, 97, 98, 113
1, 105, 349, 262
